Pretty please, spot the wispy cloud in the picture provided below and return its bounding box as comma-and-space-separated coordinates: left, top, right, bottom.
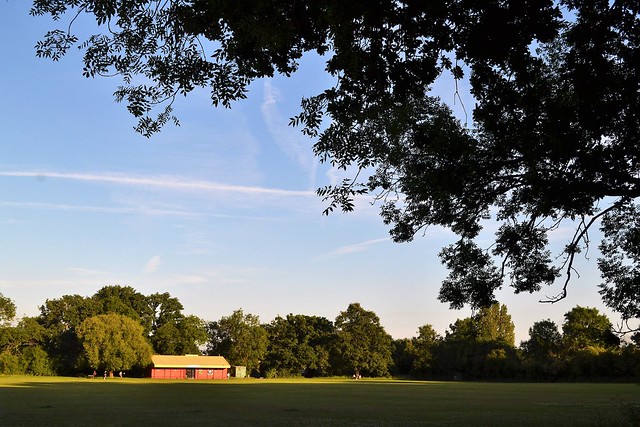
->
67, 267, 108, 276
261, 80, 318, 185
0, 200, 198, 217
323, 238, 390, 258
0, 170, 314, 198
144, 255, 162, 274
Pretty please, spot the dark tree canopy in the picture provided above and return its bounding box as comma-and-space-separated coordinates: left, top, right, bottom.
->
30, 1, 640, 325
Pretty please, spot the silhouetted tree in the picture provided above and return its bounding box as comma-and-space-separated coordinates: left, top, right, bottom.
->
30, 1, 640, 322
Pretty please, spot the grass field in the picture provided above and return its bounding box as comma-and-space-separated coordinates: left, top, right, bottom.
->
0, 376, 638, 426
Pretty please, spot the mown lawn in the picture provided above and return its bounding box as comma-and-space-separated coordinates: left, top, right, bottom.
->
0, 376, 638, 426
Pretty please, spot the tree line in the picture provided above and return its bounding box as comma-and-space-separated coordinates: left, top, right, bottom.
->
0, 287, 638, 381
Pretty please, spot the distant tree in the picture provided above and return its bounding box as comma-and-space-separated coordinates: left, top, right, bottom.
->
92, 286, 152, 333
76, 313, 153, 373
474, 304, 515, 346
410, 324, 441, 377
436, 304, 518, 379
0, 293, 16, 325
262, 314, 334, 377
153, 315, 208, 355
562, 306, 620, 352
38, 294, 99, 374
30, 1, 640, 322
207, 309, 268, 374
391, 338, 416, 377
145, 292, 184, 337
38, 294, 98, 332
0, 316, 53, 375
331, 303, 393, 377
521, 319, 562, 359
520, 319, 563, 381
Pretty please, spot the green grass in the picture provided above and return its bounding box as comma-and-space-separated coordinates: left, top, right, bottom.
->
0, 376, 638, 426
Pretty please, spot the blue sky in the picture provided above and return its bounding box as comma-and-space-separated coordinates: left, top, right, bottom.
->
0, 2, 620, 342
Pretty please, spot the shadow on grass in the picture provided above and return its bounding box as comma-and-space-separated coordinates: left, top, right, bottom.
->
1, 378, 638, 426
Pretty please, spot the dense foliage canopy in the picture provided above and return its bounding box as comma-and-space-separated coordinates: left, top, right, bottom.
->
29, 1, 640, 324
0, 291, 638, 380
76, 313, 153, 371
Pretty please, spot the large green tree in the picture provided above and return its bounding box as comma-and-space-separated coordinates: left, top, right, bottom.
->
521, 319, 563, 360
76, 313, 153, 372
262, 314, 334, 377
29, 1, 640, 324
409, 324, 441, 377
207, 309, 268, 373
92, 285, 152, 333
562, 306, 620, 352
153, 314, 208, 355
436, 304, 517, 378
0, 293, 16, 326
0, 316, 53, 375
38, 294, 99, 374
331, 303, 393, 377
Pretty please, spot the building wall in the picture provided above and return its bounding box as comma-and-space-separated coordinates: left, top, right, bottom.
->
151, 368, 185, 379
150, 367, 228, 379
194, 368, 227, 379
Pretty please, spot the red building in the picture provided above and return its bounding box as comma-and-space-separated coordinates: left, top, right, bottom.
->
149, 355, 231, 380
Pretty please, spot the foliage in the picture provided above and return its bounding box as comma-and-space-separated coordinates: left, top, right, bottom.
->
0, 316, 54, 375
76, 313, 153, 371
331, 303, 393, 377
519, 319, 563, 380
409, 324, 441, 377
146, 292, 185, 337
562, 305, 620, 352
152, 315, 208, 355
29, 1, 640, 323
0, 293, 16, 325
598, 204, 640, 323
521, 319, 563, 359
435, 304, 518, 379
262, 314, 334, 377
207, 309, 268, 373
92, 285, 152, 333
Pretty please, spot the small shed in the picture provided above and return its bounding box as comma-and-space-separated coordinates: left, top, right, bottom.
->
149, 355, 231, 380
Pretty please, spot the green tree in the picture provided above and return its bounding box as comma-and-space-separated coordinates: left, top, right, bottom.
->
0, 316, 53, 375
562, 306, 620, 352
76, 313, 153, 372
207, 309, 268, 374
145, 292, 184, 337
520, 319, 563, 380
436, 305, 518, 379
30, 1, 640, 319
475, 304, 515, 346
521, 319, 562, 359
391, 338, 416, 377
92, 286, 152, 333
262, 314, 333, 377
331, 303, 393, 377
153, 315, 208, 355
38, 294, 99, 374
0, 293, 16, 325
410, 324, 441, 378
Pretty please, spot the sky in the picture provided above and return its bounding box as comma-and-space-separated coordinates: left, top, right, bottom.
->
0, 2, 622, 343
